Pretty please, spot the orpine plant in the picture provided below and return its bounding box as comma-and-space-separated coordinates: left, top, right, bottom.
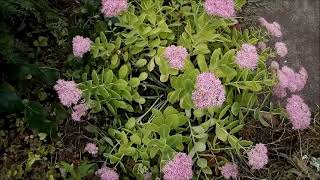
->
59, 0, 285, 179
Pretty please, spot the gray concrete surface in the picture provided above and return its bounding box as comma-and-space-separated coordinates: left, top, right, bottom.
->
247, 0, 320, 111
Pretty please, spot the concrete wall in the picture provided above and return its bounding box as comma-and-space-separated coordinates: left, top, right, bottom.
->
251, 0, 320, 111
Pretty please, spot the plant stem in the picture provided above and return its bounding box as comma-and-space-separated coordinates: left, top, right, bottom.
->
137, 94, 163, 123
188, 118, 209, 180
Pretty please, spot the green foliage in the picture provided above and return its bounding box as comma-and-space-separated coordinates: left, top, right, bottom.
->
102, 106, 189, 178
1, 0, 289, 179
0, 0, 64, 135
0, 0, 52, 18
235, 0, 247, 9
24, 101, 59, 134
75, 0, 278, 179
60, 162, 96, 180
79, 69, 146, 114
1, 131, 61, 179
168, 68, 199, 109
0, 0, 100, 179
26, 152, 41, 172
0, 83, 23, 114
33, 36, 48, 47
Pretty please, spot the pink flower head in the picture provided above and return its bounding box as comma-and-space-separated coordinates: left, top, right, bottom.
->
85, 143, 98, 155
164, 45, 188, 70
162, 153, 193, 180
204, 0, 235, 18
221, 163, 238, 179
248, 143, 268, 170
275, 42, 288, 57
235, 44, 259, 70
54, 80, 82, 107
96, 166, 119, 180
258, 42, 267, 51
259, 17, 282, 38
274, 66, 308, 98
101, 0, 128, 17
72, 36, 92, 58
273, 84, 287, 98
71, 103, 88, 121
192, 72, 225, 109
286, 95, 311, 129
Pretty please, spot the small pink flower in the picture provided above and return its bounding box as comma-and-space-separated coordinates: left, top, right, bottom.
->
96, 166, 119, 180
71, 103, 88, 121
72, 36, 92, 58
259, 17, 282, 38
164, 45, 188, 70
162, 153, 193, 180
54, 80, 82, 107
248, 143, 268, 169
85, 143, 98, 155
273, 84, 287, 98
221, 163, 238, 179
192, 72, 225, 109
273, 65, 308, 98
235, 44, 259, 70
204, 0, 235, 18
278, 66, 308, 93
101, 0, 128, 17
286, 95, 311, 129
275, 42, 288, 57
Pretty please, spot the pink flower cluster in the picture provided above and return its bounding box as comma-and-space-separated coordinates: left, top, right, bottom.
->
278, 66, 308, 92
264, 20, 311, 130
54, 80, 89, 121
192, 72, 225, 109
235, 44, 259, 70
85, 143, 98, 155
162, 153, 193, 180
259, 18, 286, 58
275, 42, 288, 57
272, 62, 308, 98
96, 166, 119, 180
248, 143, 268, 170
259, 17, 282, 38
101, 0, 128, 17
71, 103, 88, 121
54, 80, 82, 107
286, 95, 311, 129
164, 45, 188, 70
273, 84, 287, 98
204, 0, 235, 18
72, 36, 92, 58
221, 163, 238, 179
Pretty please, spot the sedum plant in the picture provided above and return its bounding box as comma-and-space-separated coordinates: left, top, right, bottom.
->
61, 0, 282, 179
